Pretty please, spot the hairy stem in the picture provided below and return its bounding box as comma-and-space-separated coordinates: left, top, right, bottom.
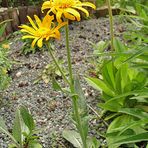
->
65, 23, 73, 85
65, 23, 87, 148
46, 42, 70, 86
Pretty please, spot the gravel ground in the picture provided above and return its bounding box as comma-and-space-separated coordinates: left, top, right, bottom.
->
0, 16, 126, 147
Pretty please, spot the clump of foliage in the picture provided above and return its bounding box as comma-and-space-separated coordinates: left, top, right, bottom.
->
0, 106, 42, 148
0, 21, 11, 91
86, 38, 148, 147
86, 0, 148, 147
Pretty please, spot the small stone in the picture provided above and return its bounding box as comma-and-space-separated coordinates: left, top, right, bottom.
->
16, 71, 22, 77
18, 81, 29, 87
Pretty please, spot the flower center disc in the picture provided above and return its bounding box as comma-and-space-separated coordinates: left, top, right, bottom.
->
59, 3, 70, 9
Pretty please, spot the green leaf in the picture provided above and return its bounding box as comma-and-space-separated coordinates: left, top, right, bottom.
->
114, 132, 148, 145
115, 68, 122, 94
107, 115, 134, 134
28, 141, 42, 148
85, 77, 115, 99
118, 118, 148, 136
63, 130, 82, 148
102, 61, 116, 91
0, 117, 18, 145
12, 109, 23, 146
118, 108, 148, 119
99, 100, 122, 112
93, 40, 109, 54
113, 38, 127, 53
87, 137, 100, 148
20, 106, 35, 131
74, 75, 88, 138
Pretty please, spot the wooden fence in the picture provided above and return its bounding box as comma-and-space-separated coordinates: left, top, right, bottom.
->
0, 5, 45, 40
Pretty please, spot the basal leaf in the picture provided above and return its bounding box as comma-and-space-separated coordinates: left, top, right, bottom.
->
63, 130, 82, 148
12, 109, 23, 146
118, 108, 148, 119
74, 75, 88, 138
113, 132, 148, 145
20, 106, 35, 131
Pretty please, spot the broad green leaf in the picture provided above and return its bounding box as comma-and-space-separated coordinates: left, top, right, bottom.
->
107, 115, 134, 134
118, 108, 148, 119
103, 89, 147, 104
122, 47, 145, 64
99, 101, 122, 112
115, 69, 122, 94
85, 77, 115, 98
102, 61, 115, 91
120, 64, 129, 92
63, 130, 82, 148
118, 118, 148, 135
93, 40, 109, 54
28, 142, 42, 148
12, 109, 23, 146
113, 132, 148, 145
20, 106, 35, 131
87, 137, 100, 148
113, 38, 127, 53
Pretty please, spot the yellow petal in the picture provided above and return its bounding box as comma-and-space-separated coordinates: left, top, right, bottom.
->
41, 1, 52, 11
55, 22, 67, 30
79, 2, 96, 10
42, 15, 54, 28
19, 25, 36, 34
31, 38, 39, 48
37, 38, 43, 47
27, 16, 38, 30
65, 8, 80, 21
34, 15, 42, 28
22, 35, 35, 39
73, 6, 89, 17
56, 11, 63, 23
64, 12, 75, 20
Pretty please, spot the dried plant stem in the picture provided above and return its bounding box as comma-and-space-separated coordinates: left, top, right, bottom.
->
107, 0, 114, 50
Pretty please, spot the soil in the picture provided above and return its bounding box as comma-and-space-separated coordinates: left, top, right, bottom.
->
0, 16, 126, 147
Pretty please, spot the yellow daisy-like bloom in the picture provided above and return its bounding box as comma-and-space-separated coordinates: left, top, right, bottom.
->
19, 15, 67, 48
41, 0, 96, 23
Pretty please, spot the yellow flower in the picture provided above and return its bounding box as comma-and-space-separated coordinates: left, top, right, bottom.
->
19, 15, 67, 48
2, 44, 10, 49
41, 0, 96, 23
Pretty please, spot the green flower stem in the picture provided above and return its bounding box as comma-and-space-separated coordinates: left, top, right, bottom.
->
107, 0, 114, 50
46, 42, 70, 86
65, 22, 87, 148
65, 23, 73, 85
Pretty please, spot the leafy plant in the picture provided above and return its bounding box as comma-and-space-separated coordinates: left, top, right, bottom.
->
86, 38, 148, 147
0, 106, 42, 148
0, 20, 11, 91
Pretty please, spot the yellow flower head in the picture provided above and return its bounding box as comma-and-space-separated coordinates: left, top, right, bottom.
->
42, 0, 96, 23
19, 15, 67, 48
2, 44, 10, 49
